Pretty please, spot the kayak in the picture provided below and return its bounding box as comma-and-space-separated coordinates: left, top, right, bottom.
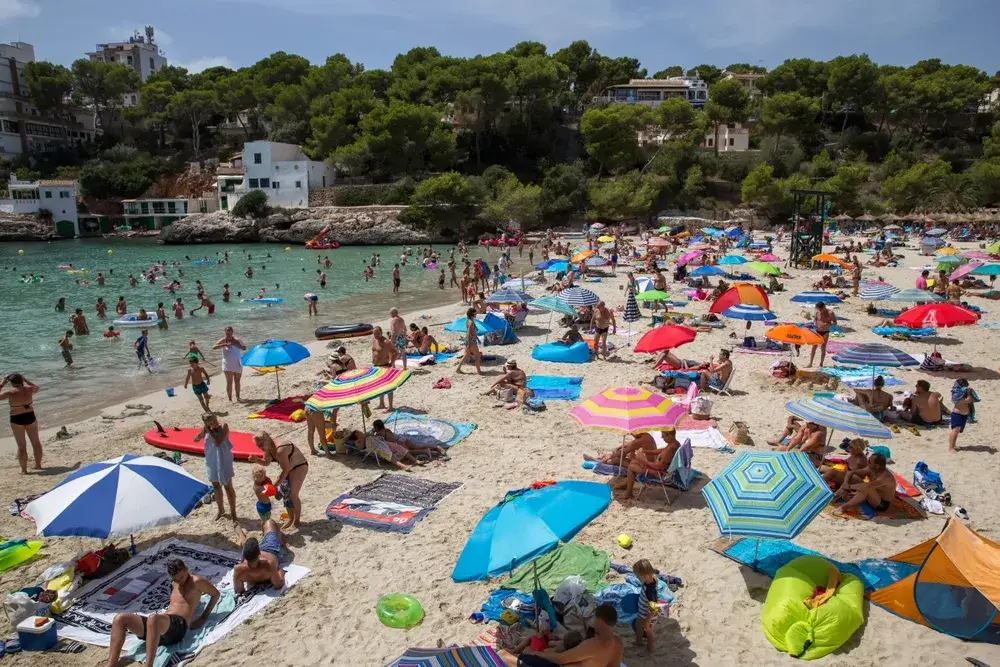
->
315, 323, 374, 340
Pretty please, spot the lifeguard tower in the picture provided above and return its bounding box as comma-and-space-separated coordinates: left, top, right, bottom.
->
789, 189, 830, 267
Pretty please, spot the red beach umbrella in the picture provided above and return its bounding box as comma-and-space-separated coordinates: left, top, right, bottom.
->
634, 325, 697, 353
894, 303, 979, 329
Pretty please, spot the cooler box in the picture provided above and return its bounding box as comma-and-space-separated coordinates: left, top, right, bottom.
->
17, 616, 57, 651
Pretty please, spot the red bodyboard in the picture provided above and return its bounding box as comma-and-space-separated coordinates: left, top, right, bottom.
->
143, 428, 263, 461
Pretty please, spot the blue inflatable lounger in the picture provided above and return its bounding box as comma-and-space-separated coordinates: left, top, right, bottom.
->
531, 341, 591, 363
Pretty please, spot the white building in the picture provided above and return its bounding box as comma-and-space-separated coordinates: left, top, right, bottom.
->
0, 176, 80, 236
86, 26, 167, 107
723, 71, 767, 98
593, 77, 709, 109
121, 196, 219, 230
217, 141, 335, 211
638, 122, 750, 152
0, 41, 99, 157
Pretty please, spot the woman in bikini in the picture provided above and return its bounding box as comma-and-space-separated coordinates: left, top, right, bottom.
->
250, 432, 308, 529
1, 374, 42, 473
456, 308, 482, 374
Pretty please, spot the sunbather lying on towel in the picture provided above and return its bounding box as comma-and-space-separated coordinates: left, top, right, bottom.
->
832, 453, 896, 517
234, 521, 286, 593
372, 419, 447, 458
652, 348, 684, 369
346, 430, 421, 471
106, 559, 219, 667
583, 430, 658, 465
613, 431, 681, 500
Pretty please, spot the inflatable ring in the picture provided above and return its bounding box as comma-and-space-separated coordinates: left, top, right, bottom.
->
315, 323, 374, 340
376, 593, 423, 629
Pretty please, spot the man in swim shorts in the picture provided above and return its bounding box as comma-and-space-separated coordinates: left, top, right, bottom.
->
590, 301, 617, 360
392, 263, 401, 294
499, 603, 622, 667
233, 522, 286, 594
58, 330, 74, 367
388, 308, 408, 370
134, 328, 152, 372
899, 379, 944, 425
105, 559, 219, 667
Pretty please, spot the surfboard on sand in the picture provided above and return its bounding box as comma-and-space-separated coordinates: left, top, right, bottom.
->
143, 424, 263, 460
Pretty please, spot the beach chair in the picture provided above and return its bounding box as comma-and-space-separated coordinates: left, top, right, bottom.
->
345, 435, 385, 468
511, 310, 528, 330
707, 369, 735, 397
675, 382, 699, 411
637, 439, 696, 504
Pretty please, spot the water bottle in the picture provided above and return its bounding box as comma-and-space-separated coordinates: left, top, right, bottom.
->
172, 451, 181, 464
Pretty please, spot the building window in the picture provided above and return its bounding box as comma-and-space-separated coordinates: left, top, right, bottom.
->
638, 90, 660, 102
45, 191, 52, 198
295, 180, 302, 188
182, 201, 188, 214
149, 57, 154, 70
253, 153, 262, 164
707, 138, 714, 147
260, 178, 270, 188
272, 182, 280, 190
199, 200, 208, 213
130, 95, 137, 105
249, 178, 259, 188
167, 201, 177, 214
140, 202, 149, 214
697, 91, 707, 100
728, 137, 735, 146
221, 196, 228, 210
152, 202, 165, 214
60, 191, 70, 198
127, 55, 133, 66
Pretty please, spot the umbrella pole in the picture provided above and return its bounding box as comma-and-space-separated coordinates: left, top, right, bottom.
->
546, 310, 553, 342
275, 370, 282, 400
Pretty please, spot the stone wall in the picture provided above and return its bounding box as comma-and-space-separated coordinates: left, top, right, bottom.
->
0, 213, 59, 241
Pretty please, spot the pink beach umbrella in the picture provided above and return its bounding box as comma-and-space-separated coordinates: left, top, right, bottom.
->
759, 253, 781, 262
676, 250, 705, 266
946, 262, 983, 282
571, 386, 686, 434
961, 250, 992, 261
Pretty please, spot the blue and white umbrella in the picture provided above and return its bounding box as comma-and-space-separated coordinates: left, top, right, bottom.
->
635, 277, 655, 293
559, 287, 600, 307
790, 291, 843, 304
860, 282, 900, 300
921, 237, 946, 247
925, 228, 948, 236
785, 396, 892, 439
689, 265, 728, 278
486, 289, 532, 305
584, 256, 609, 267
887, 288, 944, 303
721, 304, 776, 322
831, 343, 919, 368
25, 455, 211, 538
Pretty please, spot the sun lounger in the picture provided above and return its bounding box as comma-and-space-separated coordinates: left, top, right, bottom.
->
637, 439, 697, 504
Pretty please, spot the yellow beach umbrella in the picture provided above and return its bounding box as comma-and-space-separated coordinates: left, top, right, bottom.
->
597, 235, 615, 243
935, 247, 959, 256
572, 250, 594, 262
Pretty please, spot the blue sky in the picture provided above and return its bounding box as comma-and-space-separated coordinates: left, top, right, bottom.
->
2, 0, 998, 75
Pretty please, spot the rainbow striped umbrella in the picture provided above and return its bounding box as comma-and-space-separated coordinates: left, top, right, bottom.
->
570, 386, 685, 434
306, 366, 412, 413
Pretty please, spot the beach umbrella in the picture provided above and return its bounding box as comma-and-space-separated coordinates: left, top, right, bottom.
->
634, 289, 671, 302
690, 265, 728, 278
709, 283, 770, 314
676, 249, 704, 265
961, 250, 992, 260
656, 225, 672, 233
785, 396, 892, 440
485, 289, 531, 305
721, 304, 776, 322
884, 224, 902, 231
935, 255, 961, 265
947, 262, 983, 282
831, 343, 919, 368
241, 339, 311, 399
987, 240, 1000, 255
634, 325, 697, 353
812, 253, 851, 268
894, 303, 979, 329
451, 480, 611, 582
717, 255, 747, 266
921, 237, 946, 247
634, 277, 655, 292
971, 264, 1000, 276
647, 237, 672, 248
790, 291, 843, 304
936, 247, 959, 256
25, 455, 211, 538
702, 451, 832, 543
306, 366, 413, 435
860, 283, 901, 300
765, 324, 823, 346
926, 228, 948, 236
746, 261, 781, 276
758, 253, 781, 263
385, 646, 504, 667
544, 261, 574, 274
887, 288, 943, 303
570, 386, 686, 451
534, 259, 556, 270
530, 296, 577, 317
558, 286, 600, 307
571, 250, 594, 263
443, 316, 504, 335
597, 235, 615, 243
584, 256, 609, 267
622, 288, 641, 334
599, 243, 616, 252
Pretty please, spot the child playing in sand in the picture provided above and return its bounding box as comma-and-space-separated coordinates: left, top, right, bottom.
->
251, 465, 275, 528
184, 356, 212, 413
633, 559, 661, 654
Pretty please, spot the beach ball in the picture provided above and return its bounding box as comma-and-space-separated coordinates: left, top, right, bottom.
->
108, 249, 113, 254
617, 534, 633, 549
18, 249, 24, 255
284, 246, 291, 252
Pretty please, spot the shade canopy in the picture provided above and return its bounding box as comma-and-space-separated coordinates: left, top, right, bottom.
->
25, 455, 211, 539
709, 283, 770, 314
558, 287, 600, 307
702, 451, 832, 540
785, 396, 892, 439
722, 304, 776, 322
451, 481, 611, 582
765, 324, 823, 346
306, 366, 412, 412
485, 289, 532, 305
530, 296, 577, 317
791, 291, 843, 304
831, 343, 919, 368
634, 325, 697, 353
888, 288, 944, 304
240, 339, 311, 368
894, 303, 979, 329
570, 386, 685, 434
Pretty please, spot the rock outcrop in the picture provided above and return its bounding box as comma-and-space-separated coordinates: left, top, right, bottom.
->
159, 206, 449, 245
0, 213, 59, 242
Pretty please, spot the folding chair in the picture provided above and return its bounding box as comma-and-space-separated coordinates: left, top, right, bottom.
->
637, 439, 696, 504
707, 369, 735, 397
345, 435, 385, 468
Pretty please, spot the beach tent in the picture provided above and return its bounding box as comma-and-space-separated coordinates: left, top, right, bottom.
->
482, 312, 517, 345
709, 283, 770, 314
867, 519, 1000, 641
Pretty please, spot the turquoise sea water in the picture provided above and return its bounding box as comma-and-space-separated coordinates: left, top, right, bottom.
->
0, 238, 499, 428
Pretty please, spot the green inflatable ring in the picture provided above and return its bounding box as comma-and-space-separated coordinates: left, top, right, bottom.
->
376, 593, 424, 629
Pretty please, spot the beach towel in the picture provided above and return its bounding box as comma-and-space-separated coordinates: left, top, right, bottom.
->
734, 347, 787, 356
502, 543, 610, 594
386, 646, 505, 667
526, 376, 583, 401
872, 326, 936, 338
822, 458, 921, 497
247, 395, 310, 422
398, 352, 457, 367
823, 495, 924, 521
251, 365, 284, 375
823, 340, 863, 354
595, 574, 675, 626
709, 537, 917, 595
480, 589, 536, 624
55, 538, 308, 666
385, 410, 476, 449
325, 474, 461, 533
674, 414, 717, 431
670, 428, 733, 452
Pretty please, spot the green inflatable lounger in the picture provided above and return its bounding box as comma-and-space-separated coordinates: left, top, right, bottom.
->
761, 555, 864, 660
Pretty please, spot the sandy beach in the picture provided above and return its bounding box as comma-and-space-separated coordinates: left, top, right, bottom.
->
2, 238, 998, 667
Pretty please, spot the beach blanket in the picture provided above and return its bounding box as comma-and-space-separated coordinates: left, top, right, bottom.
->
874, 308, 903, 317
502, 543, 610, 594
734, 347, 787, 356
823, 495, 924, 521
526, 376, 583, 401
819, 365, 894, 380
674, 414, 717, 431
823, 340, 863, 354
397, 352, 457, 367
247, 395, 309, 422
386, 646, 505, 667
385, 410, 476, 449
55, 538, 308, 666
709, 537, 917, 594
325, 474, 461, 533
251, 365, 284, 375
480, 589, 536, 624
872, 326, 936, 338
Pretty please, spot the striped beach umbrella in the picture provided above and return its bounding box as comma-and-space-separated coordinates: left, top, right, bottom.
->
622, 288, 641, 323
386, 646, 505, 667
831, 343, 919, 368
485, 288, 531, 305
702, 451, 832, 540
791, 291, 843, 304
721, 304, 776, 322
860, 283, 900, 300
306, 366, 412, 413
785, 396, 892, 439
530, 296, 577, 317
887, 288, 944, 303
570, 386, 686, 434
558, 287, 600, 307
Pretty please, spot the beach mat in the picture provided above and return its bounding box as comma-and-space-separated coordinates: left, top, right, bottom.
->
248, 395, 309, 422
502, 542, 610, 594
823, 495, 924, 521
386, 646, 504, 667
325, 474, 461, 533
708, 537, 917, 594
397, 352, 457, 367
526, 375, 583, 401
386, 410, 476, 449
55, 538, 308, 665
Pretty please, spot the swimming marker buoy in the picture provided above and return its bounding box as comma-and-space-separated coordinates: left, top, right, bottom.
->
376, 593, 423, 629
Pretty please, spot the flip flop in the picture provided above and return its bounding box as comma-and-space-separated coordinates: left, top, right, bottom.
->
889, 424, 901, 434
906, 425, 921, 436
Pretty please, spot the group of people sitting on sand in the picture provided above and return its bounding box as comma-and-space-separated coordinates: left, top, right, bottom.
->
652, 348, 733, 392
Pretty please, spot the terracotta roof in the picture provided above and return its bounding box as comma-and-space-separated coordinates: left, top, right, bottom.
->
725, 71, 766, 79
217, 166, 244, 176
39, 180, 77, 186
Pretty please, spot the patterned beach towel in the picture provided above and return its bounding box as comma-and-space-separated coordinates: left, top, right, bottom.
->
385, 410, 476, 449
326, 474, 462, 533
247, 395, 309, 422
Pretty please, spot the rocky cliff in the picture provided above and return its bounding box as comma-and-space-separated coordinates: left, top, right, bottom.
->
159, 206, 449, 245
0, 213, 59, 242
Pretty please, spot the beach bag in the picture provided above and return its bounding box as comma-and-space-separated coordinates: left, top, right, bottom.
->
653, 375, 673, 391
93, 545, 131, 579
913, 461, 943, 493
729, 421, 751, 446
691, 396, 713, 418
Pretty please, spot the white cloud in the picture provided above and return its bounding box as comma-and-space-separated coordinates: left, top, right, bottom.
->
105, 22, 174, 47
0, 0, 40, 21
174, 56, 235, 73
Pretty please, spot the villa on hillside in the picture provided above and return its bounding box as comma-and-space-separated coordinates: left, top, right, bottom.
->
0, 176, 80, 236
638, 122, 750, 152
723, 70, 766, 98
591, 76, 709, 108
217, 140, 335, 211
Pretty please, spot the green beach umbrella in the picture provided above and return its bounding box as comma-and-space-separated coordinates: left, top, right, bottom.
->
634, 290, 671, 302
747, 261, 781, 276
